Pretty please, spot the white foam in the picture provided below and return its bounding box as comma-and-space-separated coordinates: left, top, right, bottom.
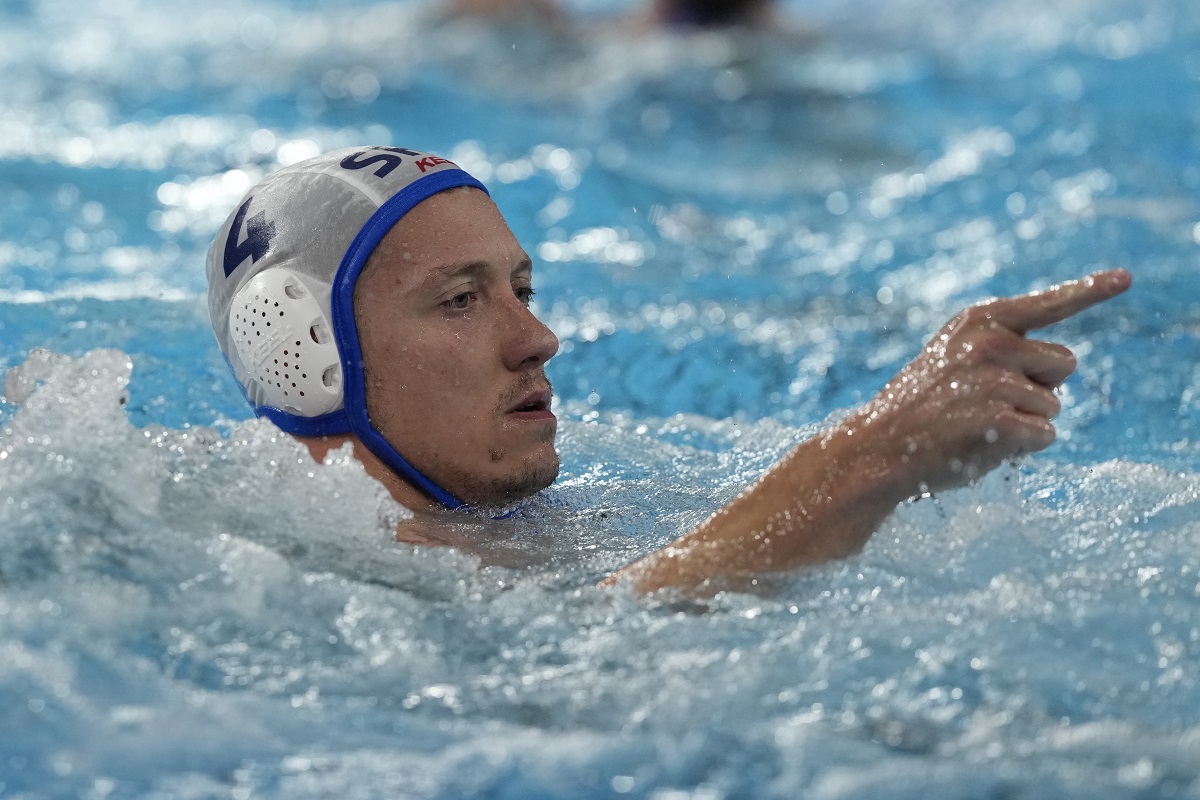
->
3, 349, 1200, 796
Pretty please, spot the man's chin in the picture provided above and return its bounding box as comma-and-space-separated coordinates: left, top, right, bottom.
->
453, 453, 561, 509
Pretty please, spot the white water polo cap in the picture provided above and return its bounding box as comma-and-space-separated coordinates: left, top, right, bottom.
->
206, 146, 489, 509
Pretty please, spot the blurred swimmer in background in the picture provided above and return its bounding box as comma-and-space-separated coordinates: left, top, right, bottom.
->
642, 0, 777, 29
207, 146, 1131, 594
443, 0, 779, 30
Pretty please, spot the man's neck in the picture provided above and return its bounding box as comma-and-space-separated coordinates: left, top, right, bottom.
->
297, 433, 440, 513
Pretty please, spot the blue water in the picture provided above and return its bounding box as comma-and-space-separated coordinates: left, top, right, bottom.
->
2, 0, 1200, 797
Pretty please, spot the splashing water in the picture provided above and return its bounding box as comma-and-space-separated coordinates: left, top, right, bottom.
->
4, 346, 1200, 797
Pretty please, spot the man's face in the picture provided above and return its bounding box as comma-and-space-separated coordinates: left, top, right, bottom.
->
354, 187, 560, 508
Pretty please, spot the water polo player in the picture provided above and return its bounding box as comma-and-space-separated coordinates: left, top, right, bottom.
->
207, 145, 1131, 592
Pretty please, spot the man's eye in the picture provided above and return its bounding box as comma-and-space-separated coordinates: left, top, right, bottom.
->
515, 286, 537, 305
445, 292, 474, 310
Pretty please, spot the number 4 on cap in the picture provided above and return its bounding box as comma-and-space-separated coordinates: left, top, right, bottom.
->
223, 196, 277, 278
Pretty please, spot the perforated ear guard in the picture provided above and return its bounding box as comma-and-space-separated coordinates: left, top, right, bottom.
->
228, 268, 343, 416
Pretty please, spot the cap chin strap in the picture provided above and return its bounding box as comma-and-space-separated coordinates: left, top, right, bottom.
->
331, 169, 491, 512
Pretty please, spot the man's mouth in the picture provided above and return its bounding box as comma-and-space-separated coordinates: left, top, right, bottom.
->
507, 388, 554, 418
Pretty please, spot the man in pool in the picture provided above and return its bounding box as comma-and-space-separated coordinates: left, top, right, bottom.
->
207, 146, 1131, 593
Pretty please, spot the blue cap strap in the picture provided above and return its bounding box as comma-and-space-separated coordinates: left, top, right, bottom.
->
330, 169, 490, 511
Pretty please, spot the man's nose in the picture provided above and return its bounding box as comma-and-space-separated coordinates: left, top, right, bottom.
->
503, 299, 559, 371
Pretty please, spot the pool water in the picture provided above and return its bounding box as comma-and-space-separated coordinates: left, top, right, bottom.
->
2, 0, 1200, 797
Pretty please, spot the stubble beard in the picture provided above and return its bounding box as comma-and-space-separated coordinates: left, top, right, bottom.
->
451, 444, 560, 508
453, 373, 560, 506
371, 371, 561, 509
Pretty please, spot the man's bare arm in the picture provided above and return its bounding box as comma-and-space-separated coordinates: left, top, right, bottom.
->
607, 269, 1132, 593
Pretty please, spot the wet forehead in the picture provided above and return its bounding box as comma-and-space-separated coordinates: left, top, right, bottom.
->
364, 187, 526, 294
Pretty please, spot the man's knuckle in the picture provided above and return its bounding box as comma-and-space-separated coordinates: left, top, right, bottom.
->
1048, 392, 1062, 416
941, 309, 970, 336
975, 374, 999, 397
971, 331, 1007, 360
993, 414, 1021, 437
962, 305, 991, 327
1029, 424, 1056, 449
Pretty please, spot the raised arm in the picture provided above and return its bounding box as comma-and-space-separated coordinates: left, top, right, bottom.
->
607, 269, 1132, 593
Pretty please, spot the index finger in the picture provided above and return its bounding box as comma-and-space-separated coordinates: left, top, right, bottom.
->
980, 269, 1132, 334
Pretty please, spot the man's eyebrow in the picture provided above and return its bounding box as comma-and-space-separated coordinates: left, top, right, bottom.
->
415, 260, 488, 294
416, 256, 535, 294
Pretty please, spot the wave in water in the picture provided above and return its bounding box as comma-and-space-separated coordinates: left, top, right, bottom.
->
3, 350, 1200, 798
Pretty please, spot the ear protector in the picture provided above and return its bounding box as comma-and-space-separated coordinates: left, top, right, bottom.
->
228, 268, 343, 417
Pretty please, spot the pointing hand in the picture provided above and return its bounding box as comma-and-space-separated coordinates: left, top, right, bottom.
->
858, 268, 1132, 496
